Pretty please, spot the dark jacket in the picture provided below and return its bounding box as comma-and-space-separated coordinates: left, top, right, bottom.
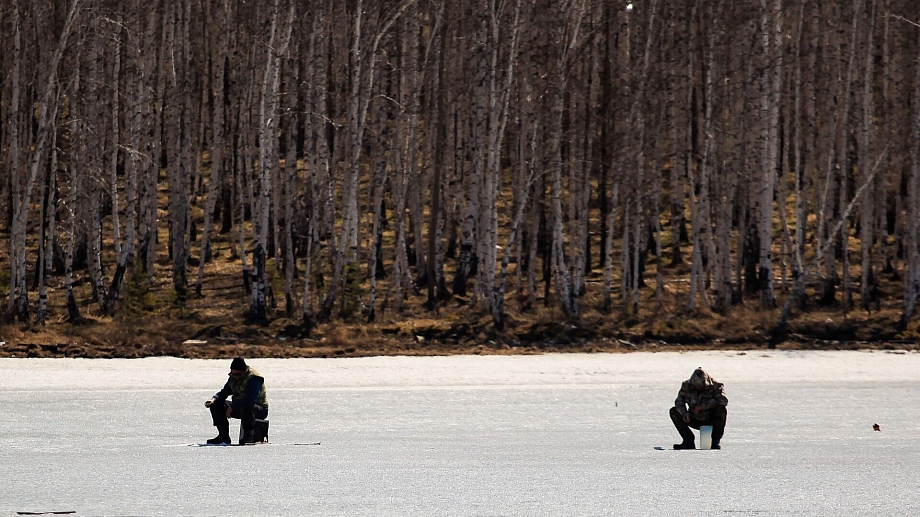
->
674, 368, 727, 420
214, 367, 268, 412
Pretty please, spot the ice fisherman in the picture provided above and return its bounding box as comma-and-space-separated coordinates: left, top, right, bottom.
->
205, 358, 269, 444
670, 367, 728, 450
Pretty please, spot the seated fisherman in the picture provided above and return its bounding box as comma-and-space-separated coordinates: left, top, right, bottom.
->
205, 358, 269, 444
670, 367, 728, 450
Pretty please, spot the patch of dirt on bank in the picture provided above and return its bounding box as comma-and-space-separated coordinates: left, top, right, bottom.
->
2, 308, 918, 359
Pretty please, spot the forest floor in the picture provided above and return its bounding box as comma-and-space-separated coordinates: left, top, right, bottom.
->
2, 249, 918, 359
2, 183, 920, 359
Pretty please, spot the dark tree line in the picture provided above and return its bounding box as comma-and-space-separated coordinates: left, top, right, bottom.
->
3, 0, 920, 338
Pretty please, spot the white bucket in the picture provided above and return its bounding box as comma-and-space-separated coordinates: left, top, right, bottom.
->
700, 425, 713, 450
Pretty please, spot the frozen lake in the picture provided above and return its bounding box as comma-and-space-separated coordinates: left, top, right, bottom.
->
2, 351, 919, 516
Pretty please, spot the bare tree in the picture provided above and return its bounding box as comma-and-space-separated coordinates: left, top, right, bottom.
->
36, 115, 59, 325
5, 0, 24, 319
196, 0, 230, 297
859, 0, 878, 311
7, 0, 79, 322
8, 0, 920, 343
757, 0, 783, 309
898, 24, 920, 331
321, 0, 419, 320
251, 0, 294, 322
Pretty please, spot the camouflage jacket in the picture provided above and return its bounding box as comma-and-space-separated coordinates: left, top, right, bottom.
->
673, 370, 727, 420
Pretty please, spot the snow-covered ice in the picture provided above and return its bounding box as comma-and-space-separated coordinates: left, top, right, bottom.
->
2, 350, 919, 516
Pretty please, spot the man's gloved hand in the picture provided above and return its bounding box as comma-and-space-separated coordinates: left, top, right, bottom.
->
205, 398, 215, 408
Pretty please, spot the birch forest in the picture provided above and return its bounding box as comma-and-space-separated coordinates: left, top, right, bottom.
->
3, 0, 920, 349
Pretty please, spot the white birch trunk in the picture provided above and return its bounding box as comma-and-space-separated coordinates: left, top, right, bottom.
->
757, 0, 782, 308
251, 0, 282, 320
485, 0, 524, 323
629, 0, 657, 313
322, 0, 366, 319
392, 5, 417, 312
860, 0, 877, 310
37, 123, 58, 324
139, 5, 164, 285
792, 0, 807, 282
6, 1, 22, 316
456, 9, 484, 300
876, 0, 892, 275
85, 40, 106, 308
322, 0, 418, 319
108, 2, 144, 312
840, 0, 866, 311
302, 3, 328, 327
603, 180, 620, 311
426, 9, 448, 310
64, 65, 82, 321
196, 0, 230, 297
251, 0, 293, 321
550, 80, 576, 317
109, 36, 122, 262
548, 0, 590, 319
9, 0, 79, 321
367, 64, 391, 321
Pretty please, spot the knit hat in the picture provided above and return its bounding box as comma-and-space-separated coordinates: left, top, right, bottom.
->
230, 357, 248, 371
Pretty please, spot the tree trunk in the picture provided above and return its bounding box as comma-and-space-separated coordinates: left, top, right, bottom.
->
9, 0, 79, 322
898, 27, 920, 332
757, 0, 782, 309
251, 0, 293, 322
454, 5, 484, 300
393, 4, 417, 312
37, 123, 58, 325
860, 0, 878, 311
6, 0, 23, 319
426, 9, 447, 310
321, 0, 417, 320
196, 0, 229, 297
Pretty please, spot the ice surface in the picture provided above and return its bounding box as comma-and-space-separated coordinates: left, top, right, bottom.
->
2, 351, 919, 516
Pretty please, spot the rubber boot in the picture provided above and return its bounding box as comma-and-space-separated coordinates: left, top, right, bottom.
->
673, 440, 695, 450
240, 429, 255, 445
207, 423, 231, 444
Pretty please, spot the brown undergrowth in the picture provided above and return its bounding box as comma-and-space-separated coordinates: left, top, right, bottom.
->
2, 265, 918, 358
2, 182, 920, 359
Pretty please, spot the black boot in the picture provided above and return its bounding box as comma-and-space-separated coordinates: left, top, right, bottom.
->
207, 423, 231, 445
240, 429, 255, 445
673, 440, 695, 450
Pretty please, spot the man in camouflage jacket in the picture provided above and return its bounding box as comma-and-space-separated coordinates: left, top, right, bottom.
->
670, 367, 728, 450
205, 357, 269, 444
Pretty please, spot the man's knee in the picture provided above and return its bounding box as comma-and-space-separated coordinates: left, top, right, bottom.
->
210, 401, 233, 418
669, 407, 683, 421
255, 405, 268, 420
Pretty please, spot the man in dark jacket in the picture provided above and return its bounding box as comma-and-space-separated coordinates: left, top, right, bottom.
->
670, 367, 728, 450
205, 358, 269, 444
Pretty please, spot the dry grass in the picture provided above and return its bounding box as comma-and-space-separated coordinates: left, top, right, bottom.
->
3, 247, 916, 359
3, 170, 919, 358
